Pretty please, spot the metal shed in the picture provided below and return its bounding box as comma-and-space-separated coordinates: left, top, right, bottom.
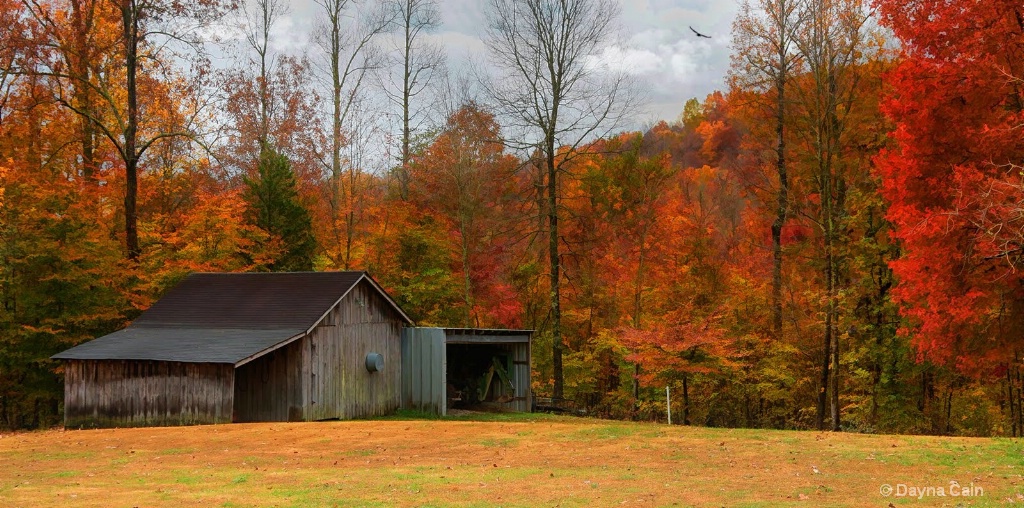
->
52, 271, 412, 428
401, 327, 532, 415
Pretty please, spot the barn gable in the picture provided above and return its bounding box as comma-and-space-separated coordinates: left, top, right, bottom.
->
53, 271, 412, 428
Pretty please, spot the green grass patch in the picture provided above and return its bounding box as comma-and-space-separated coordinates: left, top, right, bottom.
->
345, 448, 378, 457
159, 447, 198, 456
560, 423, 665, 441
376, 408, 578, 424
478, 437, 518, 447
173, 470, 204, 485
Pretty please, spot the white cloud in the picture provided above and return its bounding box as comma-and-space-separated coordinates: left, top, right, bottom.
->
268, 16, 306, 54
590, 46, 664, 75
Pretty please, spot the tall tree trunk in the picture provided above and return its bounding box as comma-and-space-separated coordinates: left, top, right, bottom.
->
121, 1, 140, 261
257, 10, 270, 146
631, 220, 651, 412
1018, 361, 1023, 437
829, 292, 839, 431
333, 15, 347, 269
770, 39, 788, 344
400, 11, 412, 200
826, 176, 839, 431
817, 284, 831, 430
1007, 370, 1016, 437
944, 387, 953, 435
71, 0, 97, 181
459, 213, 473, 327
682, 374, 690, 425
345, 164, 356, 270
548, 145, 563, 399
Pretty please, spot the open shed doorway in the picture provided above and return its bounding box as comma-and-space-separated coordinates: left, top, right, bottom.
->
400, 328, 532, 416
446, 343, 519, 410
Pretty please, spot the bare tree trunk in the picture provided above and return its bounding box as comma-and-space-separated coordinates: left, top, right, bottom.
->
829, 283, 839, 431
1007, 370, 1016, 437
400, 10, 411, 198
548, 147, 564, 399
386, 0, 441, 200
459, 213, 474, 327
332, 23, 348, 268
682, 374, 690, 425
315, 0, 389, 268
944, 386, 953, 435
253, 0, 280, 146
1018, 360, 1024, 437
71, 0, 97, 181
345, 149, 357, 269
631, 219, 651, 412
823, 159, 838, 431
121, 0, 140, 261
818, 279, 831, 430
771, 71, 787, 343
325, 0, 350, 268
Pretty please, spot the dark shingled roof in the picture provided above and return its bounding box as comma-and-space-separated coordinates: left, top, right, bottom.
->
51, 327, 304, 364
52, 271, 411, 364
133, 271, 366, 329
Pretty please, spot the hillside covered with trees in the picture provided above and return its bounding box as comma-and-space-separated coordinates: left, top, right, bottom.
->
1, 0, 1022, 437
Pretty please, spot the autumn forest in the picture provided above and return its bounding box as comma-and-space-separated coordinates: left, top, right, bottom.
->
1, 0, 1022, 436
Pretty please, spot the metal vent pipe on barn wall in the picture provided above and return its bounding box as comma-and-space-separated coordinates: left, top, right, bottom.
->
366, 352, 384, 372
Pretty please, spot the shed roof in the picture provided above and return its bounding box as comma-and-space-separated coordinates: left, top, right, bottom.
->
52, 271, 411, 364
441, 328, 533, 344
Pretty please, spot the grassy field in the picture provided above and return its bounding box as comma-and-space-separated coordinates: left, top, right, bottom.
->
1, 412, 1022, 507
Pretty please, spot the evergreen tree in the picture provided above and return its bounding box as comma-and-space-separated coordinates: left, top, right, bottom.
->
243, 145, 317, 271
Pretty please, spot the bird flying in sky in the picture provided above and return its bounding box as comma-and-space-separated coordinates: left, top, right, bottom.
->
689, 26, 711, 39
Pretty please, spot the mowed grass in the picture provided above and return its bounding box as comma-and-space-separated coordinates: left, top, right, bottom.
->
1, 412, 1022, 507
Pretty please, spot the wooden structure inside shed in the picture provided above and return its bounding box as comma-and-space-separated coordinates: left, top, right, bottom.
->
401, 328, 532, 415
52, 272, 412, 428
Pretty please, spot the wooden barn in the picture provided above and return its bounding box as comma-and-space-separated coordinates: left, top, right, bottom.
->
52, 271, 412, 428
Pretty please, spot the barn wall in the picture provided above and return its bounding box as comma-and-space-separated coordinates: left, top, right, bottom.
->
304, 279, 404, 420
233, 338, 305, 422
400, 327, 447, 416
63, 360, 233, 429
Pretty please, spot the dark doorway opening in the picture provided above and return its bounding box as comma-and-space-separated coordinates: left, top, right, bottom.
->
445, 343, 516, 410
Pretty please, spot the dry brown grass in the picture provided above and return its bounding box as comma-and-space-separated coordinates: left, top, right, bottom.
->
1, 415, 1021, 507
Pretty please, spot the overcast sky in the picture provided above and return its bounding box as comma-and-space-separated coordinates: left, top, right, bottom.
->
252, 0, 738, 128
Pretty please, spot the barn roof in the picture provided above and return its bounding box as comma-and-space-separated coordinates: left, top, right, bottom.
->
52, 271, 412, 364
51, 327, 305, 364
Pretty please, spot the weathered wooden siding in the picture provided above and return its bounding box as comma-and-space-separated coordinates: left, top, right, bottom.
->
400, 327, 447, 415
233, 338, 305, 422
63, 360, 233, 428
512, 342, 531, 412
304, 279, 404, 420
